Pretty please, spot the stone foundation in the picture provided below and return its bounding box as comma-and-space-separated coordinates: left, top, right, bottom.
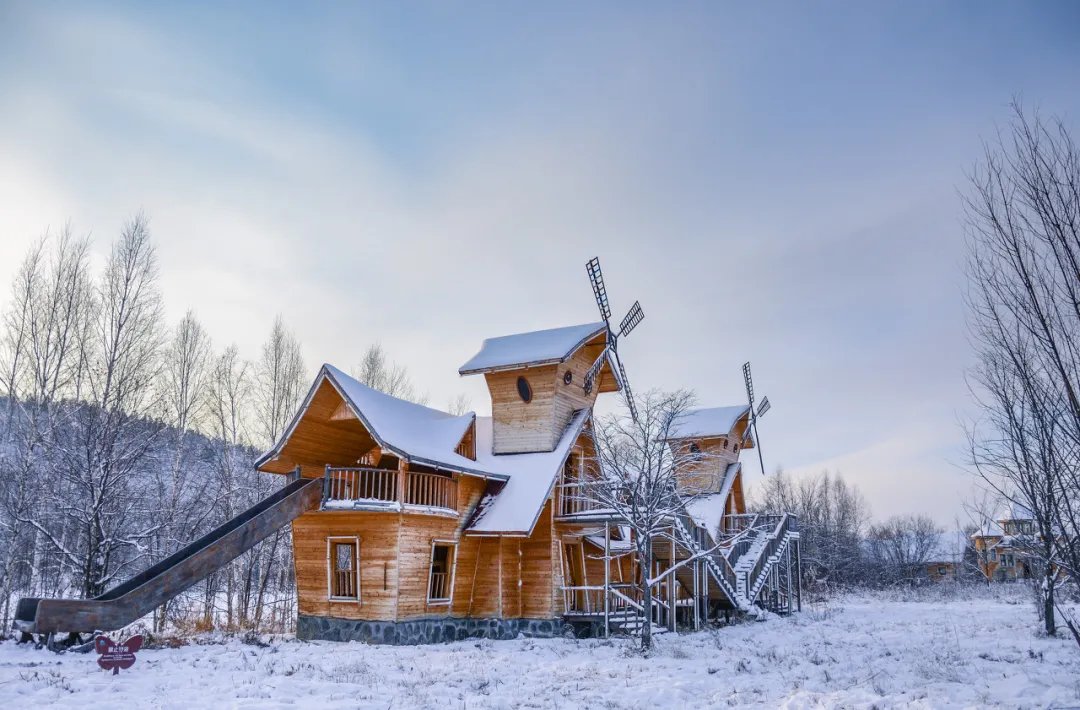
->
296, 614, 565, 645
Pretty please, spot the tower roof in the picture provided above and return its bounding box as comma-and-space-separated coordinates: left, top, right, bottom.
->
458, 322, 607, 375
666, 405, 752, 441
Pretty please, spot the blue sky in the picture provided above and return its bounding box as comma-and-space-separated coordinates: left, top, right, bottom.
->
1, 1, 1079, 522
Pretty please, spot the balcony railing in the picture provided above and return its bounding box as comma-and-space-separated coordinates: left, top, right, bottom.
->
323, 466, 457, 512
557, 482, 611, 518
406, 472, 457, 510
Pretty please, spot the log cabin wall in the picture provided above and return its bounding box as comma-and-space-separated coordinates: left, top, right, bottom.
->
293, 472, 498, 622
675, 436, 740, 494
551, 335, 608, 438
483, 333, 611, 455
486, 365, 560, 454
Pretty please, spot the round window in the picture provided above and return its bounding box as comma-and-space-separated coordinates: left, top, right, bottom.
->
563, 371, 573, 385
516, 376, 532, 403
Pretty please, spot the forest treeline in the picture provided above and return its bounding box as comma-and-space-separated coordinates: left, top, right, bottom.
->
0, 215, 432, 632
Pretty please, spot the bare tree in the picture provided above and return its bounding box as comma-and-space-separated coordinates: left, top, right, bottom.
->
446, 393, 472, 416
353, 343, 427, 404
755, 469, 869, 588
0, 228, 95, 619
150, 310, 214, 630
866, 514, 942, 584
34, 214, 165, 598
585, 389, 723, 652
255, 316, 306, 448
964, 103, 1080, 638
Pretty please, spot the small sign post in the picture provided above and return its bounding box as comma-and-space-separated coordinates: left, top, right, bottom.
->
95, 634, 143, 675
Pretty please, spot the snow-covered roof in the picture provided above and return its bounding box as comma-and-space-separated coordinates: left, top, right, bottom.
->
667, 405, 751, 441
258, 365, 594, 535
685, 462, 742, 534
256, 364, 499, 478
458, 322, 606, 374
324, 365, 492, 475
466, 409, 591, 535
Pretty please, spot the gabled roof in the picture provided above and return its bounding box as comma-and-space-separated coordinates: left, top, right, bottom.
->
255, 364, 504, 480
667, 405, 751, 441
459, 322, 607, 375
465, 409, 591, 535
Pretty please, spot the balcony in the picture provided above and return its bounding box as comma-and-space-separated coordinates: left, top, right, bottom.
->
322, 466, 457, 513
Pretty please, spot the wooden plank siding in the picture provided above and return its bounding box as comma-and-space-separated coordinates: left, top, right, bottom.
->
292, 471, 573, 622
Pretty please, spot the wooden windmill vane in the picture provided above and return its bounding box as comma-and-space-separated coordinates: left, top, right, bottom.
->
583, 256, 645, 421
742, 361, 772, 474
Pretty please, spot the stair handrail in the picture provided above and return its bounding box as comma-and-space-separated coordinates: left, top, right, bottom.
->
669, 510, 743, 608
743, 513, 797, 603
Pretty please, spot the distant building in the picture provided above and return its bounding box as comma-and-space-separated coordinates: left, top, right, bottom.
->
971, 504, 1036, 582
923, 530, 969, 582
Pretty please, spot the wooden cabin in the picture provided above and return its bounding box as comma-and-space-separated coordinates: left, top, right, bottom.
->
255, 322, 800, 644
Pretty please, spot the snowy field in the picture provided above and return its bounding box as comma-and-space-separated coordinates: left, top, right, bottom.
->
2, 590, 1078, 709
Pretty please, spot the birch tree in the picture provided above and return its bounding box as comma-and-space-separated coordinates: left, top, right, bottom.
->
43, 214, 165, 598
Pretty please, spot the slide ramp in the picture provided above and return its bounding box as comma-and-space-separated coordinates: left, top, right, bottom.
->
14, 476, 321, 635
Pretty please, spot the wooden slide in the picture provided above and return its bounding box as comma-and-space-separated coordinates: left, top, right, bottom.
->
13, 477, 322, 636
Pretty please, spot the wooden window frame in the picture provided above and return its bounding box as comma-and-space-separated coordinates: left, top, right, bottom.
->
327, 536, 361, 603
426, 539, 458, 605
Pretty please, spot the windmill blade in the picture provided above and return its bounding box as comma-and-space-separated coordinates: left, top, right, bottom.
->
757, 396, 771, 418
751, 419, 766, 476
742, 361, 755, 408
618, 301, 644, 337
611, 349, 639, 422
586, 257, 611, 322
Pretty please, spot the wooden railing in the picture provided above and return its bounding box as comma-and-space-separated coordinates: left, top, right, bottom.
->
744, 514, 797, 602
557, 482, 608, 517
324, 467, 398, 503
405, 472, 457, 510
428, 572, 451, 601
323, 466, 458, 512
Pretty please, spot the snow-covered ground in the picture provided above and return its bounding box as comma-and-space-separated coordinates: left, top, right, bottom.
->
2, 590, 1078, 709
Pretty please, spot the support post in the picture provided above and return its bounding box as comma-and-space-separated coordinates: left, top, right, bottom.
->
692, 556, 700, 631
704, 560, 710, 625
604, 521, 611, 639
795, 540, 802, 613
668, 528, 676, 632
785, 544, 793, 613
322, 463, 331, 502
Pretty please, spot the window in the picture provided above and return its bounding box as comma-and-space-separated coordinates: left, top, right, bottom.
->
327, 537, 360, 601
1000, 554, 1015, 568
688, 441, 703, 462
733, 443, 739, 453
427, 541, 456, 604
938, 566, 947, 576
516, 376, 532, 403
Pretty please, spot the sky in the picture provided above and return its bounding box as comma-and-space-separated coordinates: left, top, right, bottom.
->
1, 1, 1079, 525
